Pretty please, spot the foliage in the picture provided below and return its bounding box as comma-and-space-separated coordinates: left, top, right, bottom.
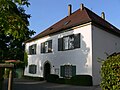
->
23, 76, 44, 81
4, 68, 9, 78
70, 75, 93, 86
47, 74, 93, 86
0, 0, 35, 61
46, 74, 59, 83
24, 51, 28, 67
100, 54, 120, 90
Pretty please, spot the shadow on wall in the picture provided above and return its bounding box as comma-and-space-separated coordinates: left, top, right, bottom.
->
80, 35, 90, 73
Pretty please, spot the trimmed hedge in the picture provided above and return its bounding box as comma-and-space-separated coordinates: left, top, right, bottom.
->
47, 74, 93, 86
23, 76, 44, 81
46, 74, 59, 83
71, 75, 93, 86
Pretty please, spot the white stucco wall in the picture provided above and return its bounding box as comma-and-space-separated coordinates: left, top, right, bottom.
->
92, 25, 120, 85
24, 23, 120, 85
24, 24, 93, 78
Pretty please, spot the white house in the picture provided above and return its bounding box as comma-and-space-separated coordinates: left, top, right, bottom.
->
24, 4, 120, 85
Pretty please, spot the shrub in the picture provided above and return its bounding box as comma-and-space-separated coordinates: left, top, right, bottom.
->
24, 51, 28, 67
57, 78, 65, 84
46, 74, 93, 86
4, 68, 9, 78
71, 75, 93, 86
23, 76, 44, 81
101, 54, 120, 90
55, 75, 93, 86
46, 74, 59, 83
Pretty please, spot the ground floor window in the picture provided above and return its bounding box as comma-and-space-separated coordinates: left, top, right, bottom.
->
29, 64, 37, 74
60, 64, 76, 78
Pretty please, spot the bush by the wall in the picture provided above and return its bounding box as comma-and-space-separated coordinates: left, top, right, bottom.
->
57, 78, 71, 84
23, 76, 44, 81
70, 75, 93, 86
101, 54, 120, 90
46, 74, 59, 83
47, 74, 93, 86
57, 78, 65, 84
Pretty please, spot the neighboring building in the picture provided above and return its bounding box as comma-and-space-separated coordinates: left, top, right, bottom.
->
24, 4, 120, 85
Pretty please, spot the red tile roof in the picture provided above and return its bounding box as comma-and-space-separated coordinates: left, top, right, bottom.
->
26, 7, 120, 43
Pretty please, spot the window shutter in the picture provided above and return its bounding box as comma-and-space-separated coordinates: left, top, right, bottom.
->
41, 43, 45, 53
72, 66, 76, 76
48, 40, 52, 52
60, 66, 65, 77
34, 44, 36, 54
74, 33, 80, 48
58, 38, 63, 51
29, 46, 31, 55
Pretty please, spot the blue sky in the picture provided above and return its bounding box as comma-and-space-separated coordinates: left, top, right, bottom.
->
25, 0, 120, 36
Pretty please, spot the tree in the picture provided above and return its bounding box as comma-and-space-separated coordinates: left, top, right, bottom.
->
100, 53, 120, 90
0, 0, 35, 61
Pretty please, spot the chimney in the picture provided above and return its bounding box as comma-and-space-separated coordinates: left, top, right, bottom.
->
80, 3, 84, 10
68, 4, 72, 16
101, 12, 105, 19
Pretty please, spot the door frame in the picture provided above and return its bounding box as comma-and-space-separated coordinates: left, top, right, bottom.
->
43, 61, 51, 79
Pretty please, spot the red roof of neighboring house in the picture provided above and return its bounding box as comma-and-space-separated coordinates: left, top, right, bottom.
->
25, 5, 120, 43
5, 60, 20, 63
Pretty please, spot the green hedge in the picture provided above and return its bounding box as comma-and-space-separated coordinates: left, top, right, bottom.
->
46, 74, 59, 83
23, 76, 44, 81
101, 54, 120, 90
70, 75, 93, 86
47, 74, 93, 86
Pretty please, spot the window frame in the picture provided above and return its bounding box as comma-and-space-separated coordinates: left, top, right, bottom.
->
29, 44, 37, 55
60, 65, 76, 78
29, 64, 37, 74
41, 40, 52, 53
58, 33, 80, 51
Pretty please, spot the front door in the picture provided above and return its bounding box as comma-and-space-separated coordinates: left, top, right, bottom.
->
44, 62, 51, 80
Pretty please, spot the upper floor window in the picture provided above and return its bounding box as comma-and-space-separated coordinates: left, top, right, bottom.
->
58, 33, 80, 51
29, 44, 36, 55
41, 40, 52, 53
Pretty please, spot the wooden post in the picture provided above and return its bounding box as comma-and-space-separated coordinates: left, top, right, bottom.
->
0, 64, 14, 90
8, 69, 13, 90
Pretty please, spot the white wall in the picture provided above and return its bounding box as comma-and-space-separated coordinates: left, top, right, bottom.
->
24, 24, 93, 78
24, 24, 120, 85
92, 25, 120, 85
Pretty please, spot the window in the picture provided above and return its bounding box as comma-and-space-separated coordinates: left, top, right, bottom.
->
60, 65, 76, 78
41, 40, 52, 53
29, 64, 37, 74
29, 44, 36, 55
58, 33, 80, 51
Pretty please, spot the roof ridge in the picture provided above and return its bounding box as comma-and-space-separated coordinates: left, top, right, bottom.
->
85, 7, 120, 30
25, 6, 120, 43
